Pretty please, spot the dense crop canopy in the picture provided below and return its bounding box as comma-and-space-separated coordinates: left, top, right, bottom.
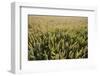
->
28, 16, 88, 60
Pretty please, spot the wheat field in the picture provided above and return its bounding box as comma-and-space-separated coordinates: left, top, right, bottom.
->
28, 15, 88, 60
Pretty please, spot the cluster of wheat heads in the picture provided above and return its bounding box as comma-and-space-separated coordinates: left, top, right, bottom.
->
28, 16, 88, 60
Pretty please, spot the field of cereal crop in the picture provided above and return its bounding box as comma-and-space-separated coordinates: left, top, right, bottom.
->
28, 15, 88, 60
